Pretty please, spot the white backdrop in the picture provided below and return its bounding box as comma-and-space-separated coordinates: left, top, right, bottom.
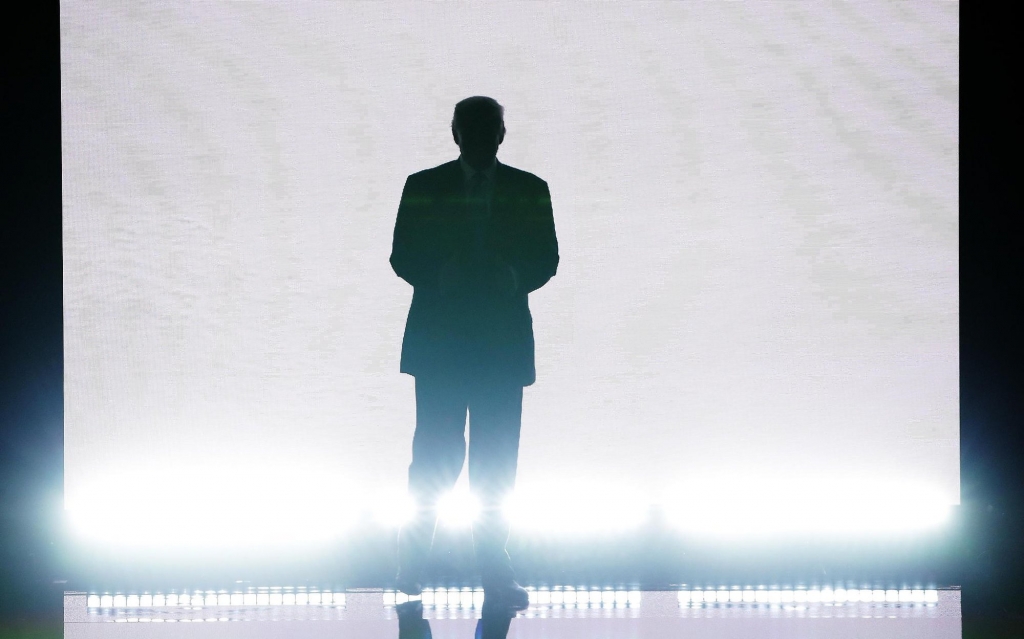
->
61, 1, 958, 541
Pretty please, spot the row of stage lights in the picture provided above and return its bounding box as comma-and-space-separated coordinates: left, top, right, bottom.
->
387, 587, 642, 609
85, 588, 636, 611
88, 592, 346, 609
678, 588, 940, 605
66, 476, 954, 547
86, 587, 941, 610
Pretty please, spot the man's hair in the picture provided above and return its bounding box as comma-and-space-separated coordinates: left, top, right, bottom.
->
451, 96, 504, 133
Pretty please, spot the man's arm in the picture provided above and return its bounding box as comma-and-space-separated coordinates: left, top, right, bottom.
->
510, 179, 559, 295
389, 175, 443, 291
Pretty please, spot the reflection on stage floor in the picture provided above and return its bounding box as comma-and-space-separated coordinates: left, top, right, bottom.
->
65, 586, 961, 638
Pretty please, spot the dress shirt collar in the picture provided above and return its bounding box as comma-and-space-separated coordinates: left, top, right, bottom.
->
459, 155, 498, 184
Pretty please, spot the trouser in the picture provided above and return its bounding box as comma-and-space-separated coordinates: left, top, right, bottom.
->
397, 372, 524, 589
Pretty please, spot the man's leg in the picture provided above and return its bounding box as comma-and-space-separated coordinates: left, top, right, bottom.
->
397, 374, 470, 593
467, 379, 524, 590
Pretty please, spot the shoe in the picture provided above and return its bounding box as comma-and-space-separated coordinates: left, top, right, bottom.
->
396, 571, 423, 597
483, 580, 530, 612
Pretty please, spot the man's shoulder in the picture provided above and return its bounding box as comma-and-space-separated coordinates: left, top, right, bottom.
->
407, 160, 459, 183
405, 159, 548, 191
498, 162, 547, 189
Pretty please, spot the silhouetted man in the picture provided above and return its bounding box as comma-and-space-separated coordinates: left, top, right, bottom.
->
390, 96, 559, 612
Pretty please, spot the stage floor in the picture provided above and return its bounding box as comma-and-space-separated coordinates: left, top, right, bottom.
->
65, 588, 961, 638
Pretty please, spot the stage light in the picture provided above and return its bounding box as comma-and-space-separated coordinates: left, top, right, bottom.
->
65, 466, 950, 544
437, 488, 480, 527
65, 464, 362, 548
445, 589, 460, 606
373, 492, 416, 527
662, 474, 951, 536
503, 481, 647, 534
669, 586, 948, 609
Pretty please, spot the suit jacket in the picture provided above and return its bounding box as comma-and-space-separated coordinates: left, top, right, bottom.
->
390, 158, 559, 386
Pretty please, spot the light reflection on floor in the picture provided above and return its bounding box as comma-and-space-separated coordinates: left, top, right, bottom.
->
65, 588, 961, 638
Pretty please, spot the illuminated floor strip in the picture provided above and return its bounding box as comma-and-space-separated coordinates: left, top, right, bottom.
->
386, 587, 642, 609
85, 586, 939, 611
85, 587, 644, 611
87, 590, 346, 609
68, 588, 958, 629
83, 589, 937, 610
677, 588, 939, 606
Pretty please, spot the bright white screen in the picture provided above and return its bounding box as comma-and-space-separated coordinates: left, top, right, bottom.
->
61, 2, 958, 542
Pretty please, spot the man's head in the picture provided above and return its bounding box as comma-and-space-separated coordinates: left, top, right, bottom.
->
452, 96, 506, 171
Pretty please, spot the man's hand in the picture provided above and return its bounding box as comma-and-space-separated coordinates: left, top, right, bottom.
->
439, 253, 518, 299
